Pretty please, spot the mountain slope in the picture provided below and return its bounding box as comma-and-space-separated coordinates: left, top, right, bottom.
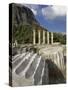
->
12, 3, 40, 26
11, 3, 47, 44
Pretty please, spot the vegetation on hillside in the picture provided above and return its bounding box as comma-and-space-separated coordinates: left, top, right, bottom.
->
12, 24, 33, 44
12, 26, 66, 45
53, 32, 66, 44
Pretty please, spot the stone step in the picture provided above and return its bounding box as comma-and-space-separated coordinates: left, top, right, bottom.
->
15, 54, 37, 77
25, 55, 41, 79
12, 52, 26, 63
12, 51, 48, 86
34, 58, 45, 85
12, 53, 26, 69
12, 52, 33, 72
15, 53, 34, 75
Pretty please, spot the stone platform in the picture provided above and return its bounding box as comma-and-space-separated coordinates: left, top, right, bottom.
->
9, 45, 66, 86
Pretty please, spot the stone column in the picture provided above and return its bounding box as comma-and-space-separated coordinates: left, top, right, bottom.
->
51, 32, 53, 44
33, 29, 36, 45
43, 30, 45, 44
15, 40, 18, 47
38, 30, 41, 44
47, 31, 49, 44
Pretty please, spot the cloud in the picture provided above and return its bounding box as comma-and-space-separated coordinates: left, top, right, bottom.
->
31, 8, 37, 15
42, 6, 66, 20
24, 4, 38, 15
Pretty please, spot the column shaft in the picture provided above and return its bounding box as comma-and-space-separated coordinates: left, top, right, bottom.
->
51, 32, 53, 44
47, 32, 49, 44
33, 29, 36, 45
38, 30, 41, 44
43, 30, 45, 44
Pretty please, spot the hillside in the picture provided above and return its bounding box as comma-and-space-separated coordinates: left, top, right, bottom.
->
11, 3, 47, 44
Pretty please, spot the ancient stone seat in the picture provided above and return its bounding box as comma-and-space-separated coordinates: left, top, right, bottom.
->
11, 51, 48, 86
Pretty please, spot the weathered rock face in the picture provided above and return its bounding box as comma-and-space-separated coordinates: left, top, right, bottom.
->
39, 45, 65, 71
12, 3, 39, 26
38, 45, 66, 84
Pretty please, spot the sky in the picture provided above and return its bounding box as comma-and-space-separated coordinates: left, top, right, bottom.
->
24, 4, 66, 33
